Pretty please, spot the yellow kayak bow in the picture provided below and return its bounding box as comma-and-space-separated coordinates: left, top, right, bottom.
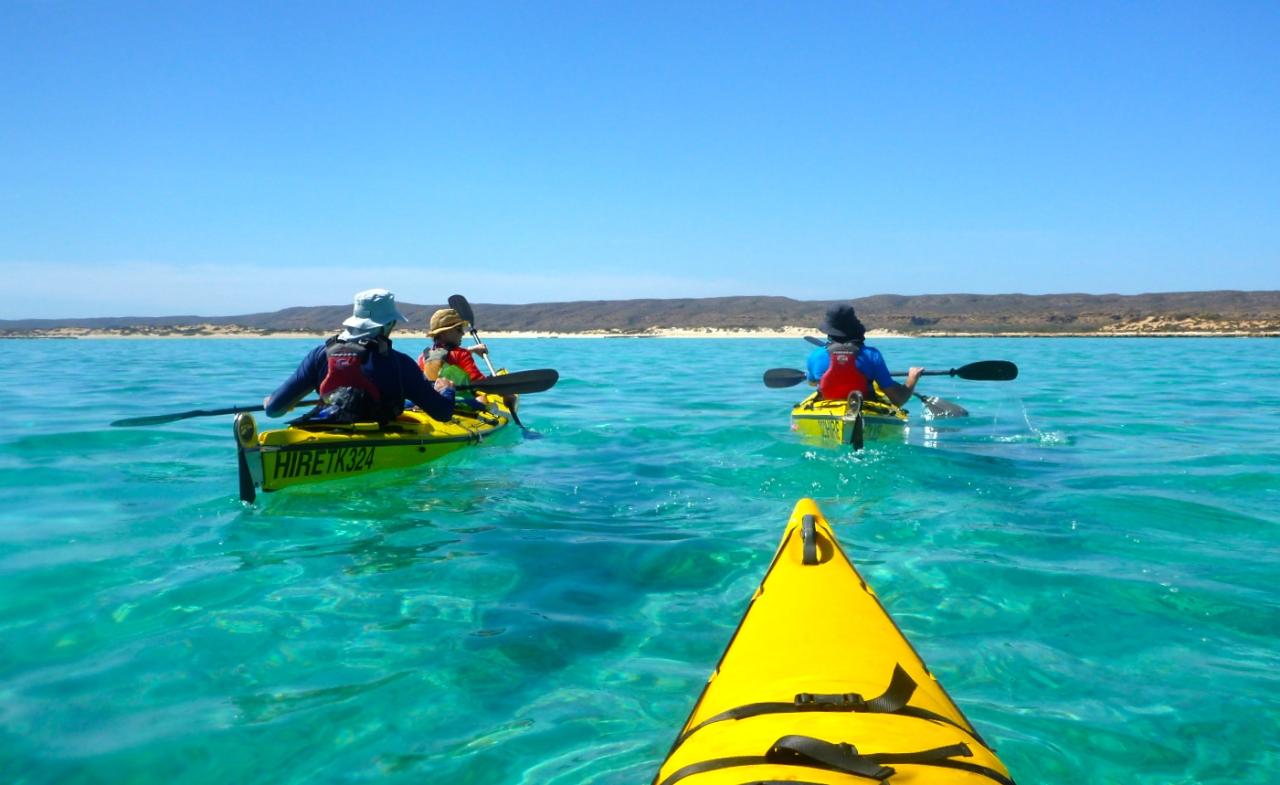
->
654, 499, 1015, 785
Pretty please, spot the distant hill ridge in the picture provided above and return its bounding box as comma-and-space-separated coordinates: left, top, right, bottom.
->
3, 291, 1279, 335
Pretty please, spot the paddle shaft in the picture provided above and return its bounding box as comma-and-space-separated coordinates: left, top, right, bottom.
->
802, 336, 1015, 382
892, 369, 951, 377
449, 292, 532, 427
447, 293, 498, 375
111, 368, 556, 426
110, 399, 320, 427
891, 360, 1018, 381
768, 358, 1014, 389
470, 327, 498, 376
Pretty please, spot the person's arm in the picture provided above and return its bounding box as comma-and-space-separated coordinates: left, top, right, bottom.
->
861, 349, 923, 407
805, 346, 828, 386
883, 368, 924, 407
263, 347, 325, 417
449, 347, 487, 381
400, 354, 457, 420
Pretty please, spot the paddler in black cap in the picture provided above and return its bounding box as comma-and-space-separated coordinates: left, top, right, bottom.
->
806, 304, 924, 405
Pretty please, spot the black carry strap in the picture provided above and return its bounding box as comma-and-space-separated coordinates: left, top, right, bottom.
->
673, 665, 971, 747
657, 734, 1015, 785
766, 735, 898, 779
774, 736, 1016, 784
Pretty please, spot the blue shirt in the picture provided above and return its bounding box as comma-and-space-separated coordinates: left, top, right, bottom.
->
266, 341, 455, 420
805, 344, 898, 392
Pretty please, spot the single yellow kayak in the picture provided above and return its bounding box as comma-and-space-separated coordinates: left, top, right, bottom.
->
791, 392, 908, 449
653, 499, 1015, 785
233, 393, 511, 502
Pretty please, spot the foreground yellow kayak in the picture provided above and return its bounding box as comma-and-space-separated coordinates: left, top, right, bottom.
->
791, 392, 908, 449
653, 499, 1015, 785
233, 394, 511, 502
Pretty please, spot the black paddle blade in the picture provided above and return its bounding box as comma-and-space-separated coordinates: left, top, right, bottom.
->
804, 335, 826, 347
447, 294, 476, 325
953, 360, 1018, 381
763, 368, 807, 388
459, 369, 559, 395
917, 393, 970, 418
237, 447, 257, 503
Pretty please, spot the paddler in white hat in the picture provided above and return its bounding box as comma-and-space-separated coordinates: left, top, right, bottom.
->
264, 289, 457, 423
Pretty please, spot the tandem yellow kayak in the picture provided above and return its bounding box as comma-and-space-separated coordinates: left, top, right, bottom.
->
791, 391, 908, 449
232, 393, 512, 502
653, 499, 1015, 785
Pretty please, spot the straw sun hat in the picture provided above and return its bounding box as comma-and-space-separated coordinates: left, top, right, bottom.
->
428, 308, 469, 336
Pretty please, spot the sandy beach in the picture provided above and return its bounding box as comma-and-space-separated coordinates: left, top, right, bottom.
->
3, 323, 1277, 339
1, 325, 915, 340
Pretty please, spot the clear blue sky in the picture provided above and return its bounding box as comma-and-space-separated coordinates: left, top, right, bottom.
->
1, 2, 1277, 318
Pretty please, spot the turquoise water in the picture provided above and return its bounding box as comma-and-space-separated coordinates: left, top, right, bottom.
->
1, 337, 1277, 784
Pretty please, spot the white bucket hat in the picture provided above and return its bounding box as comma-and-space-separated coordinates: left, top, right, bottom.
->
340, 288, 409, 339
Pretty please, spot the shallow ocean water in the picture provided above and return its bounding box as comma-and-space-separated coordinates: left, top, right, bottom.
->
1, 336, 1277, 784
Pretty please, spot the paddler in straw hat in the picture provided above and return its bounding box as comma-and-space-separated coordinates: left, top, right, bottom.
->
263, 289, 457, 424
420, 307, 517, 414
419, 308, 488, 388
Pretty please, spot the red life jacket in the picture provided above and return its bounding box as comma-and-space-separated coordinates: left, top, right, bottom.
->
818, 342, 870, 400
319, 339, 383, 403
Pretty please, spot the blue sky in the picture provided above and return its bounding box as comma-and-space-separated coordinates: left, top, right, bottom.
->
1, 2, 1277, 318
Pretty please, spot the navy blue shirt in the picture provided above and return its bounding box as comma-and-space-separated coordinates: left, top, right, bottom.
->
265, 341, 455, 420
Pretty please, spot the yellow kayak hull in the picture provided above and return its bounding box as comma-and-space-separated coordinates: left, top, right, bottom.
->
653, 499, 1014, 785
234, 394, 511, 500
791, 392, 908, 447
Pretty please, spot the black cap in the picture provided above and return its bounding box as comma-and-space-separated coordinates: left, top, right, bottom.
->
819, 304, 866, 342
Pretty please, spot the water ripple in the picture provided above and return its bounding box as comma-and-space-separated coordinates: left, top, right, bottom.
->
0, 337, 1277, 783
